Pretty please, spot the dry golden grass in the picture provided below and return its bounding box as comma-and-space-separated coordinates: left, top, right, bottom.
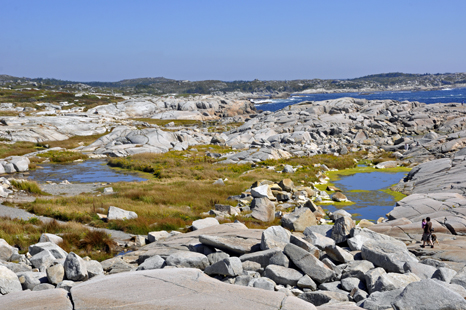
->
18, 150, 365, 234
0, 217, 115, 261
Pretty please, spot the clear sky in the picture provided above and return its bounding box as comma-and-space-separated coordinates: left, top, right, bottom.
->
1, 0, 465, 82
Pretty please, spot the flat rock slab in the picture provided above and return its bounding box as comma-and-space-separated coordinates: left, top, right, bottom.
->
0, 288, 72, 310
71, 268, 316, 310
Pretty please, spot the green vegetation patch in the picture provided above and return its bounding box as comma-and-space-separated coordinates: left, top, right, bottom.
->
10, 180, 49, 195
379, 188, 407, 201
37, 150, 89, 163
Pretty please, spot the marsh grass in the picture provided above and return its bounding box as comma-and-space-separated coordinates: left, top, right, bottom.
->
10, 180, 49, 195
0, 217, 115, 261
17, 151, 378, 234
37, 150, 89, 163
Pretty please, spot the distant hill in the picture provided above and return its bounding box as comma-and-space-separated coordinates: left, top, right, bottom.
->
1, 72, 466, 95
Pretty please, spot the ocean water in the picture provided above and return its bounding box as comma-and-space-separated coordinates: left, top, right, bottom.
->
257, 87, 466, 112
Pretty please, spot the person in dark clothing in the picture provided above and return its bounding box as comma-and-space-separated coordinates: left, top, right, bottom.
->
421, 217, 434, 248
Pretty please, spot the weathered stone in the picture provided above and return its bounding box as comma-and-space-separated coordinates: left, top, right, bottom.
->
331, 216, 355, 243
303, 231, 335, 250
204, 257, 243, 277
299, 291, 348, 306
250, 197, 276, 222
281, 207, 317, 232
0, 288, 73, 309
364, 267, 387, 294
341, 277, 366, 292
432, 267, 457, 283
278, 179, 294, 192
32, 283, 55, 291
289, 235, 320, 257
137, 255, 165, 271
251, 184, 275, 200
147, 230, 171, 243
199, 234, 260, 255
373, 272, 420, 292
324, 245, 354, 263
332, 192, 349, 202
191, 217, 219, 231
297, 275, 317, 290
284, 243, 334, 284
0, 239, 17, 261
84, 260, 104, 278
340, 260, 374, 280
17, 271, 47, 291
29, 242, 68, 259
165, 251, 209, 270
0, 265, 22, 295
64, 252, 88, 281
239, 248, 282, 268
107, 206, 138, 220
403, 261, 437, 280
39, 233, 64, 245
392, 279, 466, 310
260, 226, 290, 250
267, 248, 289, 266
206, 251, 229, 265
29, 249, 57, 269
46, 263, 65, 285
361, 241, 417, 273
247, 277, 276, 291
358, 288, 403, 310
264, 264, 303, 286
100, 256, 133, 274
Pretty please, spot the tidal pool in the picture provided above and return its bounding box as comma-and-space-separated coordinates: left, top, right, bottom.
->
325, 171, 407, 221
26, 159, 148, 183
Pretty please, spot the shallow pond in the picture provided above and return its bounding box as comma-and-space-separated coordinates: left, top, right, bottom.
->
325, 171, 407, 221
26, 159, 148, 183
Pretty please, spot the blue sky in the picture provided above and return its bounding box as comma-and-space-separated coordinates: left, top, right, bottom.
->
1, 0, 465, 81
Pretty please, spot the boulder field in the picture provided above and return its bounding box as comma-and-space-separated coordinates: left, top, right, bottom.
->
3, 213, 466, 309
2, 96, 466, 309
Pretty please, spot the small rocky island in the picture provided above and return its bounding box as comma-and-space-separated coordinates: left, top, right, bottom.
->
1, 89, 466, 309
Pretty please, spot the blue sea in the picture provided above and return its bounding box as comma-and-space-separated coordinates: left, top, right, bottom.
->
256, 87, 466, 112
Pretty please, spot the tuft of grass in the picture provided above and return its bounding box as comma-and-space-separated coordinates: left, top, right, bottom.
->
380, 188, 407, 201
37, 150, 89, 163
10, 180, 49, 195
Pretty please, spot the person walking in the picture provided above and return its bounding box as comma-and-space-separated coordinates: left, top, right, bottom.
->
421, 217, 434, 248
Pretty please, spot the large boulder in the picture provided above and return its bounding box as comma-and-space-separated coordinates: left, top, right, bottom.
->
239, 248, 282, 268
284, 243, 334, 284
281, 207, 317, 232
28, 242, 68, 259
0, 288, 73, 309
392, 279, 466, 310
260, 226, 290, 250
250, 197, 275, 222
331, 216, 355, 243
199, 235, 260, 255
204, 257, 242, 277
264, 264, 304, 286
191, 218, 219, 231
46, 263, 65, 285
70, 268, 316, 309
348, 228, 407, 251
0, 239, 17, 261
0, 266, 22, 295
165, 251, 209, 270
107, 206, 138, 220
136, 255, 165, 271
361, 241, 417, 273
64, 252, 88, 281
